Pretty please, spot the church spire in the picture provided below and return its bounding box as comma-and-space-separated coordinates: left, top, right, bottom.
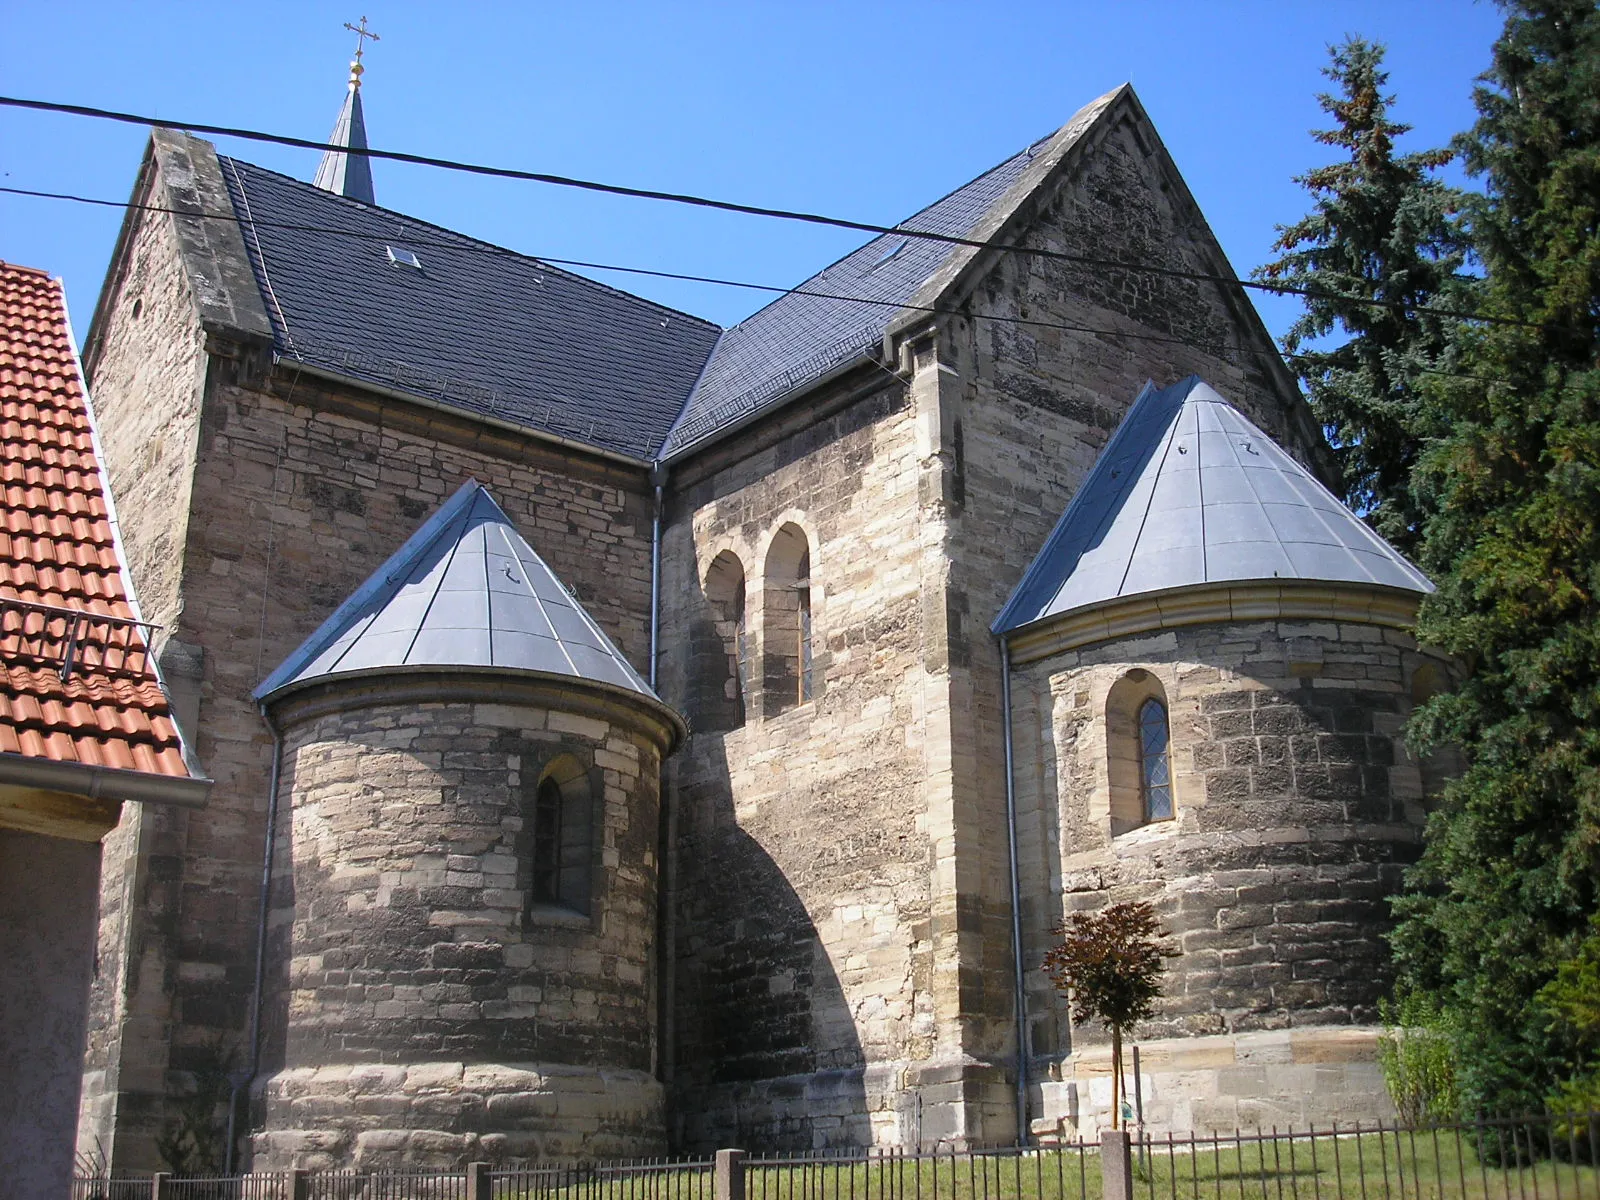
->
313, 17, 379, 205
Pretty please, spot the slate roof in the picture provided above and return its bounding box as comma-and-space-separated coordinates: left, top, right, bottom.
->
219, 157, 721, 460
312, 78, 376, 205
210, 88, 1130, 464
658, 136, 1049, 457
0, 262, 195, 778
659, 88, 1124, 460
256, 479, 673, 716
993, 377, 1433, 635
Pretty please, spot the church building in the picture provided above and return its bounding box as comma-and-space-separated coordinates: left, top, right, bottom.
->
69, 53, 1451, 1172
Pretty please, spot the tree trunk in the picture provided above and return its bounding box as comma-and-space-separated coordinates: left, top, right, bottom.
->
1111, 1024, 1122, 1130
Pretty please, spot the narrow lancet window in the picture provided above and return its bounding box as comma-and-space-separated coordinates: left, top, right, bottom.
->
735, 575, 751, 712
519, 757, 593, 919
704, 551, 748, 730
1139, 698, 1173, 823
764, 523, 815, 716
529, 777, 563, 905
797, 548, 813, 704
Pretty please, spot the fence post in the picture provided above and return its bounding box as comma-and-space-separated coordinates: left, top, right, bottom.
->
150, 1172, 171, 1200
468, 1160, 492, 1200
715, 1148, 747, 1200
1101, 1130, 1134, 1200
290, 1167, 311, 1200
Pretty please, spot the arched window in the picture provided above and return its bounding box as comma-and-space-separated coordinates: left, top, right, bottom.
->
763, 523, 815, 716
1107, 670, 1175, 835
797, 547, 813, 704
1138, 698, 1173, 823
703, 551, 748, 730
519, 756, 593, 918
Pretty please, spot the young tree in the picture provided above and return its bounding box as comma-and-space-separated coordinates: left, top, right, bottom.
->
1391, 0, 1600, 1117
1041, 901, 1172, 1130
1256, 38, 1468, 555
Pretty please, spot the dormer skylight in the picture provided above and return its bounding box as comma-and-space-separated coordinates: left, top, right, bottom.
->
387, 245, 423, 270
869, 238, 909, 270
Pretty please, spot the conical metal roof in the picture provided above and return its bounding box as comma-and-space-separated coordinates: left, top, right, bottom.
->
993, 377, 1432, 635
313, 81, 375, 205
256, 480, 659, 703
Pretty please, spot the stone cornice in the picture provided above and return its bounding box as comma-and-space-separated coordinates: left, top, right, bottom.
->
264, 667, 687, 755
1004, 580, 1423, 666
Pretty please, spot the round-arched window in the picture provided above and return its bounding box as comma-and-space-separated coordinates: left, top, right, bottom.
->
1138, 698, 1173, 823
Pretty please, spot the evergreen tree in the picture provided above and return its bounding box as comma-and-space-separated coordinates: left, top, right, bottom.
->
1391, 0, 1600, 1117
1257, 39, 1467, 554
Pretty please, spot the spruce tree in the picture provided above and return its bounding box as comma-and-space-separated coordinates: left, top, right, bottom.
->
1257, 39, 1467, 555
1390, 0, 1600, 1116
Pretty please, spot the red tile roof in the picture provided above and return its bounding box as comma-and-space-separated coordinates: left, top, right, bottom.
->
0, 261, 192, 779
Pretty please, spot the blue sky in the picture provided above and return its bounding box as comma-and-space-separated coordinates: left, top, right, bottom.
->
2, 2, 1503, 346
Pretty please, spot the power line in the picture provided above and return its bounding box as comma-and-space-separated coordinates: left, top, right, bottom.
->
1, 182, 1496, 385
0, 92, 1537, 331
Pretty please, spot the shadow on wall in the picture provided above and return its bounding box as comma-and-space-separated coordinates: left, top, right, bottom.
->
668, 731, 870, 1153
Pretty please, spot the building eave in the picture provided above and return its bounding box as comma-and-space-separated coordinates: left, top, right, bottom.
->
1003, 578, 1426, 667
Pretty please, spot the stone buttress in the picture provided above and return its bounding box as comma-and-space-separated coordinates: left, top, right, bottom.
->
250, 481, 684, 1169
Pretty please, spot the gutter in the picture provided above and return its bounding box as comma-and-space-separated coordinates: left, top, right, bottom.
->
1000, 635, 1029, 1146
648, 463, 668, 691
282, 358, 655, 470
225, 704, 285, 1175
0, 754, 210, 808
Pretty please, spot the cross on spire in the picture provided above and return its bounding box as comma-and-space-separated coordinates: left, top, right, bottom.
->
316, 15, 378, 203
345, 16, 380, 63
343, 16, 379, 90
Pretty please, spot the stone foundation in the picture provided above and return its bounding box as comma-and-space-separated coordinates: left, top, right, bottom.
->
1031, 1026, 1393, 1137
252, 1061, 663, 1167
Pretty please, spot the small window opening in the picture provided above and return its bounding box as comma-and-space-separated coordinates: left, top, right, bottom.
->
797, 552, 813, 704
763, 523, 815, 716
1108, 669, 1175, 835
703, 551, 748, 730
529, 777, 562, 905
870, 238, 909, 270
1138, 699, 1173, 822
387, 245, 424, 270
518, 757, 592, 919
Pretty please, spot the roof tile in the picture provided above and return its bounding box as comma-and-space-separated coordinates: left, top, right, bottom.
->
0, 261, 195, 780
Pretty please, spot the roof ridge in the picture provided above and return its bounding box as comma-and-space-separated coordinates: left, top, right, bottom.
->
218, 154, 723, 334
0, 261, 56, 281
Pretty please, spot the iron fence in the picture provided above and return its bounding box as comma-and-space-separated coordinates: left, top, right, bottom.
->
69, 1115, 1600, 1200
491, 1156, 716, 1200
745, 1144, 1096, 1200
1128, 1115, 1600, 1200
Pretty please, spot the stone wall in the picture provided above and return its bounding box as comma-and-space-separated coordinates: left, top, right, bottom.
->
1008, 607, 1447, 1136
253, 679, 669, 1168
76, 141, 227, 1169
660, 375, 942, 1150
658, 98, 1322, 1152
889, 102, 1323, 1146
0, 830, 103, 1198
85, 273, 657, 1165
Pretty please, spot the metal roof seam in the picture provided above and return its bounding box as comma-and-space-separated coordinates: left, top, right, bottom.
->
493, 518, 581, 680
398, 506, 468, 668
1110, 383, 1187, 601
1213, 401, 1294, 581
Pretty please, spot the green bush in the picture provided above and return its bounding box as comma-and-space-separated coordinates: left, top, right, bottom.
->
1378, 991, 1461, 1125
